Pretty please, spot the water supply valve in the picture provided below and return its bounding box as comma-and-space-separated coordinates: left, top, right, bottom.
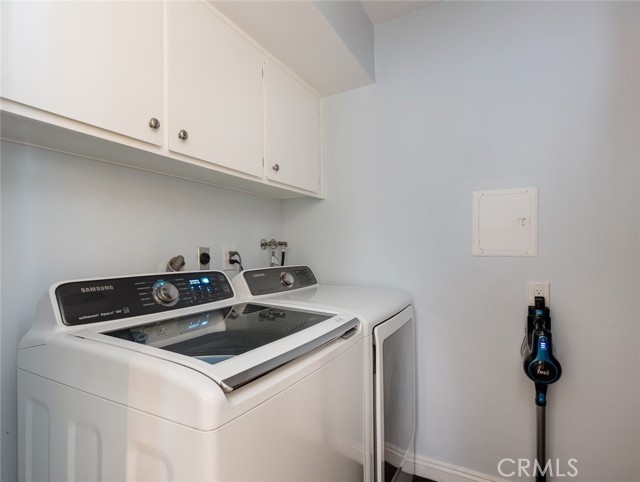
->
260, 238, 288, 266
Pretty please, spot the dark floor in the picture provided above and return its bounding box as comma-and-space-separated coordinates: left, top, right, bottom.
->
383, 462, 436, 482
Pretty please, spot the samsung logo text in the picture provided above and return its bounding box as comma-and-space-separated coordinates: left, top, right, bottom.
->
80, 285, 114, 293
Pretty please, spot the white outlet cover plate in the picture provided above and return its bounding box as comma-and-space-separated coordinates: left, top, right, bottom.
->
223, 245, 236, 271
198, 247, 210, 270
472, 187, 538, 256
528, 282, 550, 305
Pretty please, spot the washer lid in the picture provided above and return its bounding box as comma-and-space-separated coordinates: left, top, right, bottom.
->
77, 302, 359, 393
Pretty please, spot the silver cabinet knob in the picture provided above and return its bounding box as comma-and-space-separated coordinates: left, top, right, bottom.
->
178, 130, 189, 140
148, 117, 160, 129
272, 163, 280, 172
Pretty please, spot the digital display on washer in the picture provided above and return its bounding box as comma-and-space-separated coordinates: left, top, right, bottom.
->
105, 303, 333, 364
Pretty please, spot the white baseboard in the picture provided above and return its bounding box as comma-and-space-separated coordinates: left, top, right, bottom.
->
413, 454, 510, 482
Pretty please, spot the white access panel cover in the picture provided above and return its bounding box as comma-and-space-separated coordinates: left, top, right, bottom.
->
472, 187, 538, 256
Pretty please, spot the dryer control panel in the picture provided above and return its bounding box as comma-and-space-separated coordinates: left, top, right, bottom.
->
55, 271, 234, 326
242, 265, 317, 296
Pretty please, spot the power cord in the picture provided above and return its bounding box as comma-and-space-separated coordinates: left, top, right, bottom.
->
228, 250, 244, 271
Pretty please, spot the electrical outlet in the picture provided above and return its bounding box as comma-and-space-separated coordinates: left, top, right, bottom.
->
528, 282, 550, 305
223, 245, 236, 271
198, 247, 210, 270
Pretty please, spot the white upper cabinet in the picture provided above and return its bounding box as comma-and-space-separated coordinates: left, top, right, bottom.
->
1, 0, 323, 198
167, 1, 265, 178
266, 61, 322, 194
1, 1, 163, 146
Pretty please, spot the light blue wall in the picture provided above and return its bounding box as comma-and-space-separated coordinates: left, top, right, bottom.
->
0, 141, 283, 481
284, 2, 640, 480
313, 0, 375, 80
2, 2, 639, 481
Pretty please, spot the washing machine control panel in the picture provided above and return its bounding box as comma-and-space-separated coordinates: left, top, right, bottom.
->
55, 271, 234, 326
243, 265, 317, 296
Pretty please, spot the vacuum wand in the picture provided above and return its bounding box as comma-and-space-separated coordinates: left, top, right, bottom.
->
521, 296, 562, 482
536, 404, 546, 482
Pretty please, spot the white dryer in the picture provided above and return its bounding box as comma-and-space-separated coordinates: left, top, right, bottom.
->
18, 270, 365, 481
233, 266, 416, 482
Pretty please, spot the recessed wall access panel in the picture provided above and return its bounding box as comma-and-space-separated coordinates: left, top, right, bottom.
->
472, 187, 538, 256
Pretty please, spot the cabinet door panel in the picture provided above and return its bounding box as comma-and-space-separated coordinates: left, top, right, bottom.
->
266, 62, 321, 194
1, 1, 163, 145
168, 1, 264, 178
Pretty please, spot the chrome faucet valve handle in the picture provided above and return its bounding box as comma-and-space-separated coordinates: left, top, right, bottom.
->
260, 239, 287, 267
260, 238, 278, 250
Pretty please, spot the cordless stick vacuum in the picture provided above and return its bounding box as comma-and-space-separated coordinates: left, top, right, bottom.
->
521, 296, 562, 482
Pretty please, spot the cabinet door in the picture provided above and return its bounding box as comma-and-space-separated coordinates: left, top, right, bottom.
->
1, 1, 163, 146
266, 62, 322, 194
167, 1, 264, 178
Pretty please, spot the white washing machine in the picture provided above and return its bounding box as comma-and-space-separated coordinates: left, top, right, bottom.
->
18, 270, 365, 482
232, 266, 416, 482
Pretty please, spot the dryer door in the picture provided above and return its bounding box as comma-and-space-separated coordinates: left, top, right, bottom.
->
373, 307, 416, 482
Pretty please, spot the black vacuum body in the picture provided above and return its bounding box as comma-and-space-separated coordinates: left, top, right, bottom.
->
521, 296, 562, 481
522, 297, 562, 406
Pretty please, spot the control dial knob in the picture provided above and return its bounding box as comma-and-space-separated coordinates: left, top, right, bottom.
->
280, 272, 295, 288
152, 281, 180, 307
